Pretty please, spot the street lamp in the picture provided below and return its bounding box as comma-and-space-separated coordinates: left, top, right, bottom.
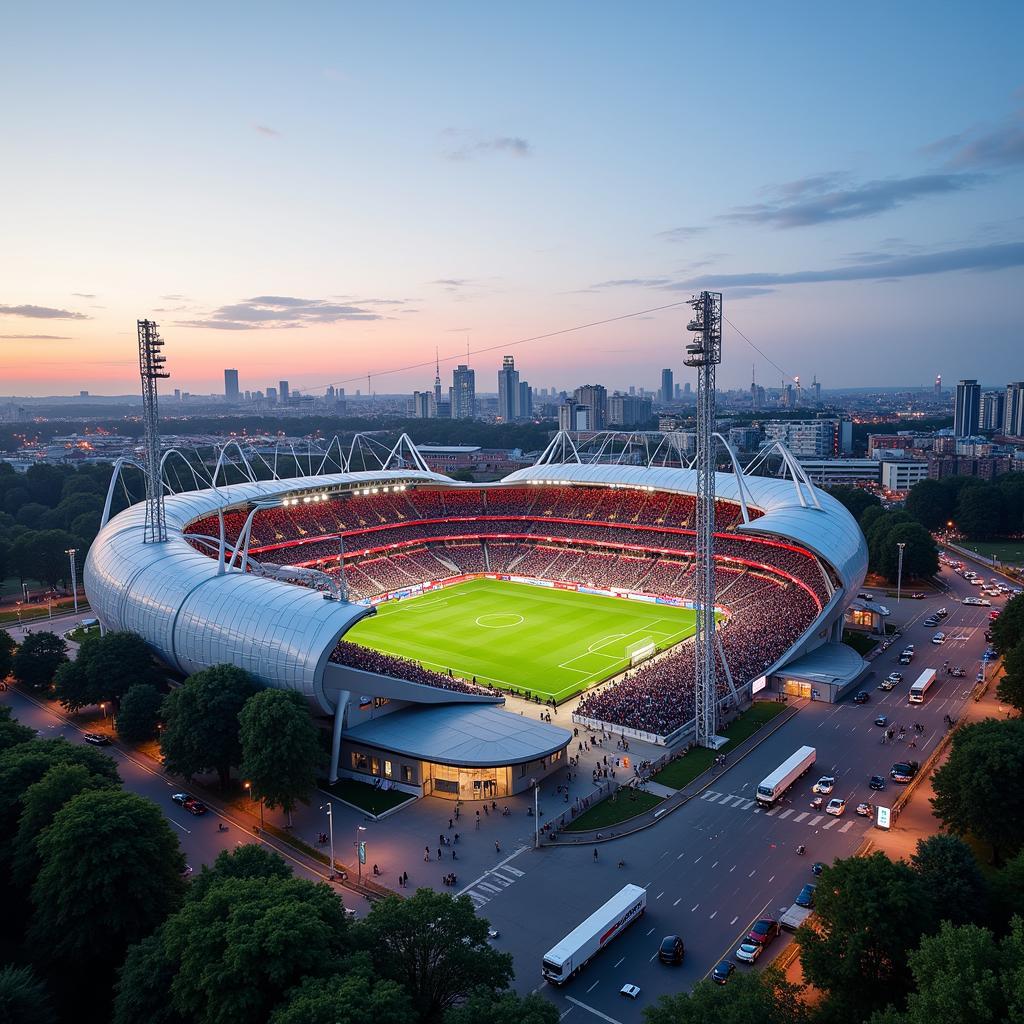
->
355, 824, 367, 881
65, 548, 78, 614
320, 802, 336, 880
896, 542, 906, 604
244, 781, 264, 828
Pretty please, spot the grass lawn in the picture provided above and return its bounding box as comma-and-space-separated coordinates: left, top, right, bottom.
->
843, 629, 880, 656
319, 777, 415, 815
959, 540, 1024, 567
652, 701, 788, 791
345, 578, 699, 703
562, 788, 664, 831
65, 625, 99, 643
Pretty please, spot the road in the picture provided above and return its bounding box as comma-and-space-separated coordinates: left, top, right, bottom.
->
471, 557, 1000, 1023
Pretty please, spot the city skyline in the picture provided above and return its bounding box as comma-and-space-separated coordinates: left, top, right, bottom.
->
2, 2, 1023, 395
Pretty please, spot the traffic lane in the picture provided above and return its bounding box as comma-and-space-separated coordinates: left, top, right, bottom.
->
1, 688, 373, 913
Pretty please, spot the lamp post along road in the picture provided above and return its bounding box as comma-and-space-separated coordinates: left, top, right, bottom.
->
356, 825, 367, 881
320, 802, 336, 879
896, 542, 906, 604
65, 548, 78, 614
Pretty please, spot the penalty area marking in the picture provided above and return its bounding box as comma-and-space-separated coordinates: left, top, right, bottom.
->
475, 613, 524, 629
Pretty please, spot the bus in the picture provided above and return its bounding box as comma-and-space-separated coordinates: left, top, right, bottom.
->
542, 884, 647, 984
756, 746, 816, 807
909, 669, 937, 704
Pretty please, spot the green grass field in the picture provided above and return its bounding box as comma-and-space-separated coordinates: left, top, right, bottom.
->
345, 578, 698, 702
960, 540, 1024, 567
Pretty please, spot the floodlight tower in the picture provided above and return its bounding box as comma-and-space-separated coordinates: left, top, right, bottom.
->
684, 291, 723, 748
137, 320, 170, 543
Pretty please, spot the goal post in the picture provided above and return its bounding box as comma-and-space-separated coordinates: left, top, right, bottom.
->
626, 637, 656, 666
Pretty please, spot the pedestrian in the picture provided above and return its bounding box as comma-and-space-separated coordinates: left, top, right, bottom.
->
452, 849, 457, 860
454, 833, 459, 843
424, 846, 430, 862
439, 833, 444, 846
495, 841, 500, 854
448, 818, 453, 829
438, 848, 442, 861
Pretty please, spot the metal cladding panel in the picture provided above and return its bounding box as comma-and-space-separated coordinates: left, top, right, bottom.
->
500, 462, 868, 594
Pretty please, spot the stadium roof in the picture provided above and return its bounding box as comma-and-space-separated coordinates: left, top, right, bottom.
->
344, 704, 572, 766
500, 462, 867, 594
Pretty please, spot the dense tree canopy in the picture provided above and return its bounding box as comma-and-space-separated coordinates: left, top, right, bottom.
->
445, 989, 560, 1024
268, 961, 415, 1024
909, 834, 989, 928
991, 592, 1024, 654
187, 844, 293, 902
0, 704, 35, 754
644, 968, 809, 1024
0, 628, 16, 681
10, 632, 68, 691
116, 683, 164, 743
932, 719, 1024, 864
996, 641, 1024, 715
826, 486, 881, 522
159, 665, 261, 788
55, 631, 162, 712
239, 689, 324, 816
0, 964, 58, 1024
904, 478, 955, 531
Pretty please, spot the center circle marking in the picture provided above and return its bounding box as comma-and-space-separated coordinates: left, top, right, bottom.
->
476, 613, 524, 629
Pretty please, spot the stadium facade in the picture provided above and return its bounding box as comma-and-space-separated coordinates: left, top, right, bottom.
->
85, 449, 867, 800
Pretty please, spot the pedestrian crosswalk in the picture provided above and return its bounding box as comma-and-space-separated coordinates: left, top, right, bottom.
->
462, 862, 526, 908
698, 789, 856, 833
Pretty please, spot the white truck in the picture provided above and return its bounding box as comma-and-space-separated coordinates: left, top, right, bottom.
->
542, 884, 647, 984
780, 903, 813, 931
756, 746, 817, 807
909, 668, 937, 704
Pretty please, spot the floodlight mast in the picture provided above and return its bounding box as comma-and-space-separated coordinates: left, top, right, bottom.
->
138, 320, 170, 543
684, 291, 723, 748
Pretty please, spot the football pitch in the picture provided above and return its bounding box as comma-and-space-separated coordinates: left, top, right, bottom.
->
345, 578, 698, 703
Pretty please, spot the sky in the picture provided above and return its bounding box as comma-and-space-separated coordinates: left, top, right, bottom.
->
1, 1, 1023, 397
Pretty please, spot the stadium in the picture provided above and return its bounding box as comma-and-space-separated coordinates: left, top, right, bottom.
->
84, 433, 868, 801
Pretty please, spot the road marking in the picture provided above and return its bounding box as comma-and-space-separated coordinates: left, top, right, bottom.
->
779, 809, 794, 819
479, 882, 502, 893
677, 852, 685, 859
768, 875, 775, 883
809, 815, 823, 826
822, 819, 836, 830
839, 821, 853, 833
711, 861, 719, 869
559, 1010, 573, 1020
456, 846, 529, 899
739, 799, 755, 809
169, 819, 191, 834
718, 793, 735, 804
731, 916, 738, 925
766, 808, 779, 816
794, 812, 809, 822
729, 864, 736, 872
613, 957, 625, 968
691, 903, 699, 911
656, 891, 664, 899
748, 869, 756, 877
587, 980, 600, 992
673, 897, 682, 906
564, 996, 623, 1024
701, 790, 720, 801
694, 856, 702, 864
709, 910, 717, 919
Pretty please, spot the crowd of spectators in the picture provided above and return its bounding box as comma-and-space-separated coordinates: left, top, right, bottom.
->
330, 641, 487, 695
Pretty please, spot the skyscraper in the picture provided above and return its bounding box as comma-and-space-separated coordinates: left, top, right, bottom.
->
412, 391, 431, 418
954, 380, 981, 437
519, 380, 532, 419
450, 364, 476, 419
497, 355, 520, 421
1004, 382, 1024, 437
660, 368, 673, 404
279, 380, 290, 404
224, 368, 239, 402
572, 384, 607, 430
980, 391, 1005, 431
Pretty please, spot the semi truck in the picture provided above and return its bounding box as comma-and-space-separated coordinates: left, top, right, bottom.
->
542, 884, 647, 984
909, 669, 937, 704
756, 746, 816, 807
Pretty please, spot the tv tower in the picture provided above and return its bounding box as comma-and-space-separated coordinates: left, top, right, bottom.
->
137, 320, 170, 543
433, 347, 442, 414
934, 374, 942, 396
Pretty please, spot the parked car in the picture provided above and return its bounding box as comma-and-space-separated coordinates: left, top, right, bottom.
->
932, 632, 946, 644
869, 775, 886, 790
937, 607, 948, 617
620, 984, 641, 1000
878, 678, 895, 691
658, 935, 685, 964
812, 776, 835, 795
735, 942, 764, 963
891, 761, 920, 783
83, 732, 111, 746
923, 618, 939, 628
852, 691, 870, 704
811, 861, 826, 876
747, 919, 781, 946
856, 802, 874, 817
877, 605, 891, 616
826, 798, 847, 817
899, 649, 915, 664
795, 884, 816, 908
712, 960, 736, 985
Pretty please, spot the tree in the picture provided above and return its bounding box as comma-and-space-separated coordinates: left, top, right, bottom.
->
955, 484, 1004, 539
29, 789, 186, 966
859, 503, 887, 536
11, 761, 117, 888
445, 989, 560, 1024
909, 834, 989, 928
162, 874, 352, 1024
0, 627, 15, 680
932, 719, 1024, 864
116, 683, 164, 742
24, 529, 79, 586
643, 968, 808, 1024
269, 960, 415, 1024
798, 853, 929, 1022
997, 641, 1024, 715
239, 689, 324, 821
159, 665, 261, 789
54, 631, 161, 712
357, 890, 513, 1023
187, 843, 292, 902
877, 522, 938, 582
905, 478, 955, 532
112, 930, 186, 1024
991, 592, 1024, 654
0, 965, 57, 1024
827, 486, 880, 523
10, 631, 68, 692
0, 704, 35, 754
994, 851, 1024, 926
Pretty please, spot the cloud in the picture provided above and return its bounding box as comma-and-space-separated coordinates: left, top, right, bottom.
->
443, 131, 532, 161
254, 124, 281, 137
0, 334, 73, 340
0, 303, 89, 320
72, 292, 96, 298
927, 108, 1024, 169
160, 294, 188, 301
177, 295, 384, 330
720, 173, 983, 228
592, 277, 674, 289
657, 226, 708, 242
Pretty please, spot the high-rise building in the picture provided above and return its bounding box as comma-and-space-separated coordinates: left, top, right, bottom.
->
433, 349, 442, 415
1004, 382, 1024, 437
934, 374, 942, 396
559, 399, 589, 432
572, 384, 607, 430
660, 368, 674, 404
279, 380, 290, 404
980, 391, 1006, 431
497, 355, 520, 421
763, 419, 849, 458
266, 386, 277, 403
450, 364, 476, 419
683, 382, 692, 397
954, 379, 981, 437
609, 393, 653, 427
224, 369, 240, 402
518, 380, 533, 419
412, 391, 431, 418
